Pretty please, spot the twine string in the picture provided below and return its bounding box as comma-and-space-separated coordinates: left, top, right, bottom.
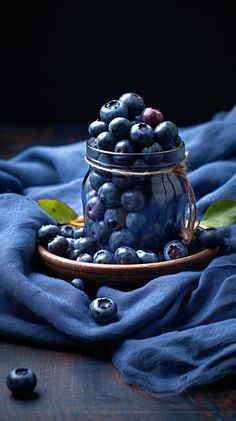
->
85, 157, 198, 244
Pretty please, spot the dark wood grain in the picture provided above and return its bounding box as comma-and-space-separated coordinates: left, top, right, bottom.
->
1, 339, 236, 421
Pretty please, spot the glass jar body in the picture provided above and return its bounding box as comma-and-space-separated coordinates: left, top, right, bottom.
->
81, 141, 187, 254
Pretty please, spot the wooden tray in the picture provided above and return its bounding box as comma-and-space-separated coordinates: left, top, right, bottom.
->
37, 244, 219, 290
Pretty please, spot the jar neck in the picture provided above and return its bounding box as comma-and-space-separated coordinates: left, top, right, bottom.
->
86, 139, 186, 172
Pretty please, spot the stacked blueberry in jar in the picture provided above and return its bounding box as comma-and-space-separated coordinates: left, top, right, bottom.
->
37, 93, 225, 265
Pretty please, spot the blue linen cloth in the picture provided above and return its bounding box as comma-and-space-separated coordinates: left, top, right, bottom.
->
0, 107, 236, 395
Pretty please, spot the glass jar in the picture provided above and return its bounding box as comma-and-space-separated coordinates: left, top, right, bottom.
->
81, 138, 188, 253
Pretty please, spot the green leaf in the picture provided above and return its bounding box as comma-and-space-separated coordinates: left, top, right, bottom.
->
37, 199, 78, 224
201, 199, 236, 228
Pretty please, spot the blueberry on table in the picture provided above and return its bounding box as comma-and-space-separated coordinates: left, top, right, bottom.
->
37, 224, 61, 244
104, 208, 126, 231
74, 237, 97, 255
89, 297, 118, 324
60, 224, 75, 238
114, 246, 139, 264
121, 189, 146, 212
100, 100, 128, 123
85, 196, 106, 221
154, 121, 179, 150
140, 107, 164, 127
73, 226, 85, 239
196, 228, 224, 249
96, 131, 116, 151
76, 253, 93, 263
88, 120, 108, 137
48, 235, 68, 256
119, 92, 145, 118
163, 240, 188, 260
113, 139, 134, 164
136, 249, 159, 263
109, 117, 131, 138
7, 368, 37, 397
93, 249, 116, 264
130, 123, 154, 146
109, 228, 135, 252
70, 278, 85, 290
98, 182, 121, 208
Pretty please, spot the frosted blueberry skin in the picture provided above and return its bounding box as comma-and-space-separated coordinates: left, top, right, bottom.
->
109, 117, 131, 138
109, 229, 135, 252
98, 182, 121, 208
70, 278, 85, 290
130, 123, 154, 146
100, 100, 129, 123
93, 249, 116, 264
136, 250, 159, 263
6, 368, 37, 397
114, 246, 139, 264
89, 297, 118, 324
154, 121, 179, 150
37, 224, 61, 245
74, 237, 97, 255
48, 235, 68, 256
163, 240, 188, 261
96, 131, 116, 151
88, 120, 108, 137
119, 92, 145, 118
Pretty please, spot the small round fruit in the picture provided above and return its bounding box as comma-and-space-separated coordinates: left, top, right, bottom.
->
154, 121, 178, 150
100, 100, 128, 123
37, 224, 61, 244
90, 221, 111, 244
70, 278, 85, 290
96, 131, 116, 151
6, 368, 37, 396
98, 182, 121, 208
93, 249, 116, 264
85, 196, 106, 221
114, 246, 139, 264
90, 170, 110, 191
142, 142, 163, 164
140, 107, 164, 127
109, 117, 131, 138
109, 228, 135, 252
163, 240, 188, 260
48, 236, 68, 256
104, 208, 126, 231
121, 190, 146, 212
60, 224, 75, 238
197, 228, 224, 249
89, 297, 118, 324
88, 120, 108, 137
125, 212, 147, 236
136, 249, 158, 263
73, 227, 85, 239
130, 123, 154, 146
74, 237, 97, 255
119, 92, 145, 117
113, 139, 134, 165
76, 253, 93, 263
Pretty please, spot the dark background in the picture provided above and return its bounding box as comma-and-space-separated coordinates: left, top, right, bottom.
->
0, 2, 235, 129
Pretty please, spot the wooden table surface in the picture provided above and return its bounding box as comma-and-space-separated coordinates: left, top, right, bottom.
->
1, 126, 236, 420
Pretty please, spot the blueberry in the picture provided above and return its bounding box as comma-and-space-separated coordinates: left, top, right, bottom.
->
70, 278, 85, 290
60, 224, 75, 238
74, 237, 97, 255
73, 226, 85, 239
163, 240, 188, 260
98, 182, 121, 208
197, 228, 224, 249
76, 253, 93, 263
136, 249, 159, 263
125, 212, 147, 235
85, 196, 106, 221
97, 153, 114, 166
100, 100, 128, 123
140, 107, 164, 127
7, 368, 37, 397
114, 246, 139, 264
37, 224, 61, 245
219, 236, 232, 255
119, 92, 145, 118
90, 170, 109, 191
93, 249, 116, 264
89, 297, 118, 324
142, 142, 163, 164
66, 248, 80, 260
109, 228, 135, 252
88, 120, 108, 137
113, 139, 134, 165
84, 187, 97, 201
109, 117, 131, 137
104, 208, 126, 231
88, 137, 98, 148
48, 235, 68, 256
121, 190, 146, 212
90, 221, 111, 244
131, 158, 149, 169
154, 121, 178, 150
112, 175, 133, 190
96, 131, 116, 151
130, 123, 154, 146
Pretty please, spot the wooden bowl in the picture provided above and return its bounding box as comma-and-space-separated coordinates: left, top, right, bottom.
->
37, 243, 219, 291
